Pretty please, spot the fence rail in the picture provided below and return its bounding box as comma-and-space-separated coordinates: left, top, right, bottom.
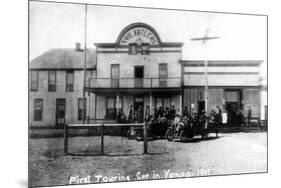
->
64, 123, 147, 155
67, 123, 143, 127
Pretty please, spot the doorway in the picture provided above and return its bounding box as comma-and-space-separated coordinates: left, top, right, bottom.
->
56, 98, 66, 127
134, 96, 144, 123
134, 66, 144, 88
224, 90, 242, 125
225, 102, 239, 125
198, 100, 205, 114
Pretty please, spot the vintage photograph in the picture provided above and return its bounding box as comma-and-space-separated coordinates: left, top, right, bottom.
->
28, 0, 267, 187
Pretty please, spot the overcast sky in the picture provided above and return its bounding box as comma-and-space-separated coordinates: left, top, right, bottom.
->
30, 1, 267, 63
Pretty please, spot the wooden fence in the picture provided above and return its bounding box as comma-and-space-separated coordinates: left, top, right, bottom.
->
64, 123, 147, 155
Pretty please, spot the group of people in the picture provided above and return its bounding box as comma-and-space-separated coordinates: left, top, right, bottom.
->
117, 105, 143, 123
153, 105, 180, 121
117, 104, 253, 126
210, 105, 252, 126
117, 105, 181, 124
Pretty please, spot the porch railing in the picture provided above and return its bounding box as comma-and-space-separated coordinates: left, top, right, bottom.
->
88, 77, 181, 89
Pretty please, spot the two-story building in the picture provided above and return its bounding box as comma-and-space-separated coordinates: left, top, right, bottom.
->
29, 45, 96, 127
88, 22, 183, 121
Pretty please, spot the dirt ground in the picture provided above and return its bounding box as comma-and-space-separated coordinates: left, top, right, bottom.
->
29, 132, 267, 187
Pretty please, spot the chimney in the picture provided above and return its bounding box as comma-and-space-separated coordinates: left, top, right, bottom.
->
75, 42, 82, 51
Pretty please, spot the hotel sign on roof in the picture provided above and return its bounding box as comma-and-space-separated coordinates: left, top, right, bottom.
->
119, 27, 159, 45
116, 23, 162, 45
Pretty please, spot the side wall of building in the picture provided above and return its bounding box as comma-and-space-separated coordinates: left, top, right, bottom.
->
29, 70, 96, 127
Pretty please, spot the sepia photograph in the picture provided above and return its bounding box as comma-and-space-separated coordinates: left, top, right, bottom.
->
28, 0, 267, 187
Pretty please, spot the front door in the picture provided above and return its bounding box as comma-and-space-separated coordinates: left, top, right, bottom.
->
134, 96, 144, 123
198, 101, 205, 114
56, 98, 66, 127
225, 102, 239, 125
225, 90, 241, 126
106, 97, 116, 120
134, 66, 144, 88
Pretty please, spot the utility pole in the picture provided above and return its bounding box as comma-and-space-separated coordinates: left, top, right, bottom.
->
191, 29, 219, 114
82, 4, 88, 124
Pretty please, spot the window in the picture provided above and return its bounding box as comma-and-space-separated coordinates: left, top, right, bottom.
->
116, 97, 123, 111
30, 71, 39, 91
155, 97, 171, 109
198, 89, 205, 101
48, 71, 56, 91
129, 43, 150, 55
111, 64, 120, 88
34, 98, 43, 121
66, 71, 74, 92
106, 97, 123, 119
156, 97, 163, 109
159, 64, 168, 87
141, 43, 150, 55
78, 98, 87, 121
129, 43, 137, 55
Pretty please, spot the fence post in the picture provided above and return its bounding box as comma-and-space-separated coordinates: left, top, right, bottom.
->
143, 122, 148, 154
64, 124, 68, 155
101, 123, 104, 155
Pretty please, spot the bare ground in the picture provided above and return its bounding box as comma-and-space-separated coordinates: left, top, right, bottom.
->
29, 132, 267, 187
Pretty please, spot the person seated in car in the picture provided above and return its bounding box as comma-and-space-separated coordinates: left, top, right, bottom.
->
173, 114, 184, 134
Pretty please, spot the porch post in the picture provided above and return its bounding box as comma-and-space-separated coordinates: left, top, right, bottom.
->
116, 92, 120, 117
88, 92, 90, 124
149, 91, 153, 114
143, 122, 148, 154
179, 94, 182, 115
64, 124, 68, 155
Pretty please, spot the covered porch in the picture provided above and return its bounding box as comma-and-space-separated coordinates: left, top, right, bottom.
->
86, 88, 182, 122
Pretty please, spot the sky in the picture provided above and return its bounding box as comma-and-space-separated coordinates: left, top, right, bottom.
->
29, 1, 267, 63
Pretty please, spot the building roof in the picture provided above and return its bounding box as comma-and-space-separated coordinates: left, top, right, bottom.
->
179, 60, 263, 66
30, 48, 96, 70
94, 42, 183, 48
94, 22, 183, 48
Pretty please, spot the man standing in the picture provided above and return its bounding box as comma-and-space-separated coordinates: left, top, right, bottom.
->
137, 106, 143, 123
145, 105, 150, 122
127, 105, 133, 123
215, 105, 222, 124
182, 106, 189, 117
170, 105, 176, 119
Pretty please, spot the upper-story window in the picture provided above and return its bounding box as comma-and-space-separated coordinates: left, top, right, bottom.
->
48, 70, 56, 92
129, 43, 137, 55
30, 70, 39, 91
141, 43, 150, 55
159, 63, 168, 87
66, 70, 74, 92
129, 43, 150, 55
